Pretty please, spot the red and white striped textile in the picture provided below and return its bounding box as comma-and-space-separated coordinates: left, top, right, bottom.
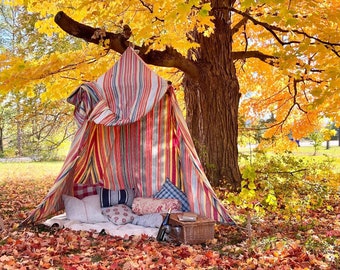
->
23, 47, 234, 225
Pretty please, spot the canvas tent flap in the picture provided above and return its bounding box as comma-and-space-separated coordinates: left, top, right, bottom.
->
67, 48, 168, 127
23, 47, 235, 225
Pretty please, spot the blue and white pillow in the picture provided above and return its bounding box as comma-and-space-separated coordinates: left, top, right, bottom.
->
96, 187, 135, 208
153, 178, 190, 212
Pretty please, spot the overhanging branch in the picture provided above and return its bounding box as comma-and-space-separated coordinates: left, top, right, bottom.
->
230, 7, 340, 52
232, 50, 278, 66
54, 11, 200, 79
256, 168, 307, 175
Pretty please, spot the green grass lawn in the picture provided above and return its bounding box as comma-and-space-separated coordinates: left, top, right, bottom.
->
0, 161, 63, 182
1, 145, 339, 181
239, 144, 340, 173
293, 145, 340, 173
294, 145, 339, 156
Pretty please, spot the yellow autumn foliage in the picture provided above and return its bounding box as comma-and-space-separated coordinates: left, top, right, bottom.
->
1, 0, 339, 142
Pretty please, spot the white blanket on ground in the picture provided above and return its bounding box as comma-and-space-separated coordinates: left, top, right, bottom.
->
44, 213, 159, 238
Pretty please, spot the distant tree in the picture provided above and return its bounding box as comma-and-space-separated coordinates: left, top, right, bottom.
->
0, 4, 77, 158
0, 106, 4, 155
321, 127, 337, 150
309, 131, 323, 156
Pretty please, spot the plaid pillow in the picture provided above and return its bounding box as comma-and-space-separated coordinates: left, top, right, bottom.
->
96, 187, 135, 208
153, 178, 190, 212
73, 182, 104, 199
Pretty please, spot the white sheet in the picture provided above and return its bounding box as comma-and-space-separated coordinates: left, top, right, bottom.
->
44, 213, 158, 238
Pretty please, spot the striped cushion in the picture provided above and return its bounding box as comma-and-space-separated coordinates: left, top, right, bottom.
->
154, 178, 190, 212
97, 187, 135, 208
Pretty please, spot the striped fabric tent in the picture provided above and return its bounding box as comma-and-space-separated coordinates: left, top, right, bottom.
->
23, 47, 234, 225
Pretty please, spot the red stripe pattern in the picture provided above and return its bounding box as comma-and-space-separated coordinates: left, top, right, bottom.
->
23, 47, 234, 225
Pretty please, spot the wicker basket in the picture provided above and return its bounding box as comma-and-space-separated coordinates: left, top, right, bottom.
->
166, 212, 215, 244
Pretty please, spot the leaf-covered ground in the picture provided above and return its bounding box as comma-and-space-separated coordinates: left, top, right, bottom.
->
0, 173, 339, 269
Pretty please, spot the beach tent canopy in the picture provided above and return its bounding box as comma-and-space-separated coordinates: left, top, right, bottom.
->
23, 47, 234, 225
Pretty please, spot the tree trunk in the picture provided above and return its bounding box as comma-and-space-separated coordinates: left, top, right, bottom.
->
0, 127, 3, 154
183, 1, 242, 190
16, 102, 23, 156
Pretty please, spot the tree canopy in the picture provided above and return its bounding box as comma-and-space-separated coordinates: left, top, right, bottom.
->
1, 0, 339, 187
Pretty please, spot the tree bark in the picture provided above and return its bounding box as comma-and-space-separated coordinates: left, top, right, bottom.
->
183, 1, 241, 190
16, 102, 23, 156
183, 74, 241, 189
0, 127, 3, 154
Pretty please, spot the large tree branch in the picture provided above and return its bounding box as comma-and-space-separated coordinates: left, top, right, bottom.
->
232, 50, 278, 66
54, 11, 200, 79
